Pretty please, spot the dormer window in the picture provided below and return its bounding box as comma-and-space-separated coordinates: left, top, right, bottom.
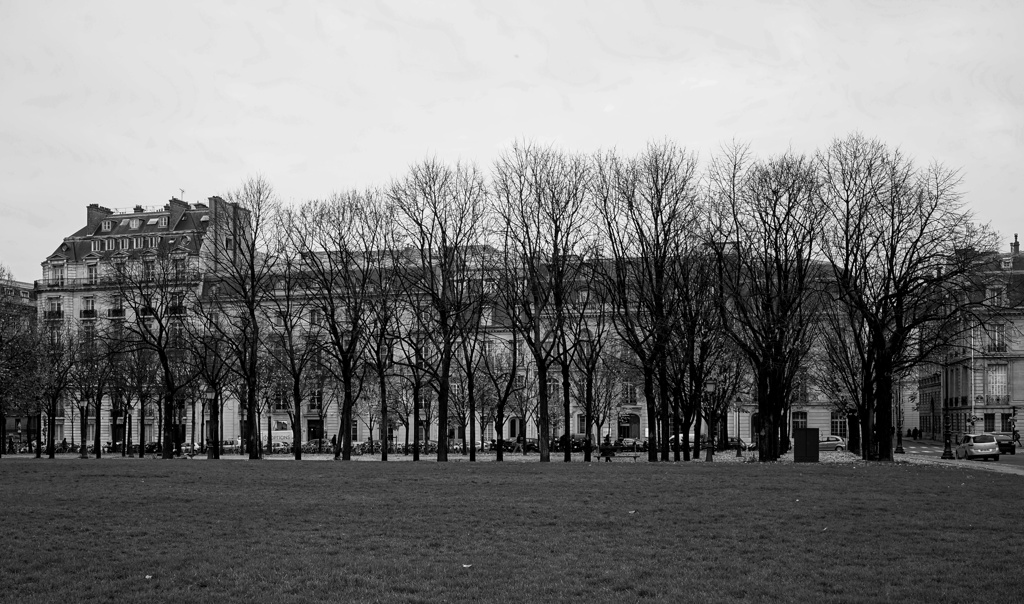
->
158, 216, 168, 228
119, 238, 129, 250
129, 218, 141, 229
91, 240, 102, 252
101, 220, 113, 232
986, 286, 1006, 307
1002, 257, 1012, 270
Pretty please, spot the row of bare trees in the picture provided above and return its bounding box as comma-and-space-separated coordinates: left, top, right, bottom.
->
3, 133, 997, 463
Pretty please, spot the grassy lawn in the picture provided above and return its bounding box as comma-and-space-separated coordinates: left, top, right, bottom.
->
1, 457, 1020, 603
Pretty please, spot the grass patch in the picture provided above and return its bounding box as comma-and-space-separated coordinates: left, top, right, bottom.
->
1, 458, 1019, 603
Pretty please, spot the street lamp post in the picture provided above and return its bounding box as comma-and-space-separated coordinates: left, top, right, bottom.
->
941, 407, 955, 459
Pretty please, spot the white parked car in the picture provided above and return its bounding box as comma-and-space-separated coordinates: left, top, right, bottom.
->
955, 433, 1000, 461
818, 435, 846, 451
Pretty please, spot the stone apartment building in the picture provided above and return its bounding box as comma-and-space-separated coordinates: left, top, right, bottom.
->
26, 199, 877, 456
1, 277, 38, 447
918, 236, 1023, 443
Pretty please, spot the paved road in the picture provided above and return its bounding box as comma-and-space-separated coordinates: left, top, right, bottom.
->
897, 439, 1024, 470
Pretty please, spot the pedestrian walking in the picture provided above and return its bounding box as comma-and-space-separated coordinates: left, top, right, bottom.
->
599, 436, 615, 462
1013, 429, 1021, 447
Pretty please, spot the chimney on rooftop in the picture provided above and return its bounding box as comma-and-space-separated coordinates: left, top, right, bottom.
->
86, 203, 113, 227
1013, 234, 1019, 256
134, 205, 145, 213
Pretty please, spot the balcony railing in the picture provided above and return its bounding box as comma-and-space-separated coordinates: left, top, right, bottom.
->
34, 269, 201, 290
43, 310, 64, 320
986, 344, 1007, 353
79, 309, 97, 319
168, 305, 186, 316
107, 308, 125, 319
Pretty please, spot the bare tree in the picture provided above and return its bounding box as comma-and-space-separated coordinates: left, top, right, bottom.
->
390, 157, 491, 462
117, 338, 160, 457
587, 352, 620, 445
708, 144, 825, 462
183, 309, 233, 459
594, 140, 700, 461
293, 191, 379, 460
817, 133, 997, 460
358, 193, 402, 461
197, 178, 279, 459
506, 365, 539, 455
0, 266, 37, 458
493, 141, 593, 462
263, 205, 325, 460
811, 284, 871, 456
110, 237, 201, 459
567, 255, 614, 462
478, 332, 526, 461
36, 321, 80, 458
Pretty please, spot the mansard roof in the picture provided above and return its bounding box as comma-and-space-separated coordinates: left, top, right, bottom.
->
45, 201, 210, 265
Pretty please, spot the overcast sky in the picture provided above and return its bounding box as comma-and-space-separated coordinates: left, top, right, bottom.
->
2, 0, 1022, 281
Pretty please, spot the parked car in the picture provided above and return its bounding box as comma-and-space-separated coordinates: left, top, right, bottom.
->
955, 433, 1000, 461
818, 435, 846, 452
990, 433, 1016, 455
719, 437, 749, 451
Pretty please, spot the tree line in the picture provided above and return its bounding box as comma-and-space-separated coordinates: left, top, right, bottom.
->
0, 133, 999, 463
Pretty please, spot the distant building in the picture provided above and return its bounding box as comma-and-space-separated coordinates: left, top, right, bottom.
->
35, 199, 216, 446
919, 235, 1023, 442
2, 276, 38, 447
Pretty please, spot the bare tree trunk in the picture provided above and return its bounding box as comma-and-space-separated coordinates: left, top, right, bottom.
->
80, 405, 89, 459
657, 356, 670, 462
47, 403, 57, 459
643, 368, 658, 462
561, 360, 571, 463
94, 397, 103, 459
139, 404, 146, 458
163, 391, 175, 459
467, 372, 476, 462
584, 373, 594, 462
495, 407, 505, 462
536, 362, 551, 462
412, 383, 421, 462
379, 375, 388, 462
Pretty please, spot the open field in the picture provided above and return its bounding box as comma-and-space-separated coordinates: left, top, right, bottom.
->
1, 457, 1021, 603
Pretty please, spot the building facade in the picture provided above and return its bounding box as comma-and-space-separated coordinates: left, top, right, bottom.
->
26, 200, 875, 456
920, 236, 1024, 444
